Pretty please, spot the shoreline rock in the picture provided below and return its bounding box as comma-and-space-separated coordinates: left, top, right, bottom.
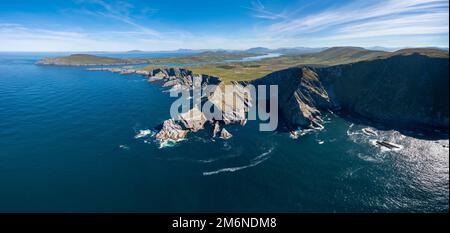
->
220, 128, 232, 139
212, 121, 221, 137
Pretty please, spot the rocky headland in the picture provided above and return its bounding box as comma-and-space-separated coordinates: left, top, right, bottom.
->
36, 54, 150, 66
85, 48, 449, 144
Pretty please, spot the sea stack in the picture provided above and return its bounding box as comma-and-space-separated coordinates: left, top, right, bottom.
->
220, 128, 233, 139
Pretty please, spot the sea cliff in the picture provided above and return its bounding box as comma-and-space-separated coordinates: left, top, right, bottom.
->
251, 52, 449, 131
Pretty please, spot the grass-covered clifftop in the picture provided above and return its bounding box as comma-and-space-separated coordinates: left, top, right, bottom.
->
181, 47, 386, 81
146, 51, 260, 64
182, 47, 448, 82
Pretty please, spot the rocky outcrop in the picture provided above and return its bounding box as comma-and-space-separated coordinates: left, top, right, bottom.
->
178, 107, 207, 132
155, 119, 188, 142
220, 128, 232, 139
208, 81, 252, 124
212, 121, 221, 137
148, 68, 220, 94
148, 68, 222, 143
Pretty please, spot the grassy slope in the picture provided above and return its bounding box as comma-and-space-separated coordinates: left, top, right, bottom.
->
146, 51, 259, 64
182, 48, 448, 82
182, 47, 386, 82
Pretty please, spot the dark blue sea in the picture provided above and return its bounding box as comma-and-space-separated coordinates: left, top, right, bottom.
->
0, 52, 448, 212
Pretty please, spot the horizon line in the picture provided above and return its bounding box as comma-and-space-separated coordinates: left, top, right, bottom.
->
0, 45, 449, 53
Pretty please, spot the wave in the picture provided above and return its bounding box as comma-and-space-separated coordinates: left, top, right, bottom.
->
159, 138, 186, 149
290, 128, 315, 139
203, 147, 274, 176
346, 123, 362, 136
357, 153, 383, 163
119, 144, 130, 150
134, 129, 154, 139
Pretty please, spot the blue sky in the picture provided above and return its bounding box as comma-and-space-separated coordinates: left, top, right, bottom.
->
0, 0, 448, 51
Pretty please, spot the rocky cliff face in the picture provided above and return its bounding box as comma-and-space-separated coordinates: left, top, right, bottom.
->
147, 68, 222, 143
251, 53, 449, 131
251, 67, 331, 129
317, 53, 449, 130
148, 67, 220, 93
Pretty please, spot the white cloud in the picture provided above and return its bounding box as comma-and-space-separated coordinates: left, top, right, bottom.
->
266, 0, 449, 38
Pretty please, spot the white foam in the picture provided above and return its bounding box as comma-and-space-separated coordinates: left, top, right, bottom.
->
159, 138, 186, 149
134, 129, 153, 139
357, 153, 382, 163
290, 128, 315, 139
119, 144, 130, 150
346, 123, 361, 136
203, 147, 274, 176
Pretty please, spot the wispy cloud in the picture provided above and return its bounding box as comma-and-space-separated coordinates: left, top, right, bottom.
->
265, 0, 449, 39
246, 0, 288, 20
76, 0, 161, 37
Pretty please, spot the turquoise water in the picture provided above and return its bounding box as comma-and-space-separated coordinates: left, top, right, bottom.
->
0, 53, 448, 212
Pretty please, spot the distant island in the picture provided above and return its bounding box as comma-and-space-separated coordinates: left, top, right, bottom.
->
36, 54, 149, 66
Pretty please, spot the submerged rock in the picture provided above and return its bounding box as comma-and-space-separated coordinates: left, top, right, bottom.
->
375, 140, 402, 150
362, 127, 378, 137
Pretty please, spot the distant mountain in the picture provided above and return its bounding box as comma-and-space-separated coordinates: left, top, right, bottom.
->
366, 46, 403, 52
245, 47, 327, 55
245, 47, 272, 54
126, 50, 145, 53
273, 47, 327, 54
295, 46, 386, 65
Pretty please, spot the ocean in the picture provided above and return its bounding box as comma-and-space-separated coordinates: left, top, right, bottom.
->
0, 52, 448, 212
